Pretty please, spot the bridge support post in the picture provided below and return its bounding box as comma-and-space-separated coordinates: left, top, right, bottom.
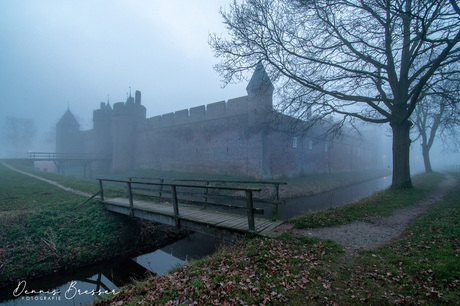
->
204, 181, 209, 204
171, 185, 180, 227
271, 183, 281, 221
127, 182, 134, 217
98, 179, 104, 201
246, 190, 255, 232
158, 179, 164, 200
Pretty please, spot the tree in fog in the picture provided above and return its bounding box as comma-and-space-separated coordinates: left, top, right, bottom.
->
210, 0, 460, 188
413, 73, 460, 173
4, 116, 36, 156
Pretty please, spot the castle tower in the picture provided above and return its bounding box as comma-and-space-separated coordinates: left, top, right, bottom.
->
246, 62, 274, 125
111, 89, 146, 172
92, 102, 113, 151
56, 108, 82, 154
87, 101, 113, 175
135, 90, 141, 105
245, 63, 275, 177
93, 101, 112, 131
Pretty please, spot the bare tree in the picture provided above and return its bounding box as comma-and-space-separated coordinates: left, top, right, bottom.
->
4, 116, 36, 156
413, 74, 460, 173
210, 0, 460, 188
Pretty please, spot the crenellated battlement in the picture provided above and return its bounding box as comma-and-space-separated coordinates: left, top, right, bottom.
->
93, 102, 112, 122
145, 96, 251, 129
113, 101, 145, 115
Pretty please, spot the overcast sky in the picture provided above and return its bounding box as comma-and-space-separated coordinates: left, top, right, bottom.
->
1, 0, 458, 171
0, 0, 248, 154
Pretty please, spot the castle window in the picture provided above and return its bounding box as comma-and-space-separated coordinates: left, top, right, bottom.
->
292, 137, 298, 148
308, 140, 313, 150
325, 143, 328, 152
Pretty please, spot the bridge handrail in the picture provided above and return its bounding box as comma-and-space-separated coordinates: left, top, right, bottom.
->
174, 178, 286, 220
97, 178, 262, 232
173, 178, 287, 185
27, 151, 111, 160
98, 178, 262, 192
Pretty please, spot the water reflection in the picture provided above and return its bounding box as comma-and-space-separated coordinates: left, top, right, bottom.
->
1, 274, 117, 306
0, 233, 226, 306
279, 176, 391, 219
133, 232, 226, 275
134, 250, 184, 276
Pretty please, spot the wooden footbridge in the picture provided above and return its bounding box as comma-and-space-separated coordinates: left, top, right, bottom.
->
97, 178, 285, 239
27, 152, 111, 177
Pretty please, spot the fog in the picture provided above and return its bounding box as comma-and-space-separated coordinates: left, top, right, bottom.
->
411, 139, 460, 173
0, 1, 458, 172
0, 0, 247, 156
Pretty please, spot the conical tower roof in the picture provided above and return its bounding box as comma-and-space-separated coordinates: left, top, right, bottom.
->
57, 109, 80, 127
246, 62, 274, 94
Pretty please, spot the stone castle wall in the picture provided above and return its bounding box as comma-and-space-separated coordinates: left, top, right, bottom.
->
56, 64, 381, 178
134, 95, 268, 177
129, 97, 376, 178
143, 96, 250, 128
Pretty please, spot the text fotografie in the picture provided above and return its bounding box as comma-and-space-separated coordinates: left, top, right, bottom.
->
13, 280, 119, 300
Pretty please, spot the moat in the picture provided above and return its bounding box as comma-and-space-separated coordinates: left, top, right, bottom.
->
0, 232, 227, 306
279, 175, 392, 219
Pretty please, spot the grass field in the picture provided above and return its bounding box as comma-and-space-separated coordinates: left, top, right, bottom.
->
0, 162, 181, 286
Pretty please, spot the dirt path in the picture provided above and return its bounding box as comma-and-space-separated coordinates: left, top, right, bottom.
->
286, 173, 457, 251
1, 161, 93, 198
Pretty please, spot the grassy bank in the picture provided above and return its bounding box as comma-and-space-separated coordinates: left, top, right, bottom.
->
4, 160, 102, 194
0, 162, 182, 287
8, 160, 391, 199
292, 172, 444, 228
94, 172, 459, 305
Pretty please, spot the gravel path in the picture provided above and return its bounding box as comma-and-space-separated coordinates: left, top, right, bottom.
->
290, 174, 457, 251
1, 161, 93, 198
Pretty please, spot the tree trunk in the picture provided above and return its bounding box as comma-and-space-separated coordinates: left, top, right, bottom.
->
421, 144, 433, 173
390, 119, 413, 189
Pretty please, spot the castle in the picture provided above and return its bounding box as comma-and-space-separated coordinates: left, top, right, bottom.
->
56, 63, 381, 178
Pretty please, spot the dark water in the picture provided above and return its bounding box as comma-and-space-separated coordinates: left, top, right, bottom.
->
278, 176, 392, 219
0, 233, 226, 306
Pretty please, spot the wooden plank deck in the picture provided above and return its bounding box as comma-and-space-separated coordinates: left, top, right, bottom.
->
102, 197, 283, 237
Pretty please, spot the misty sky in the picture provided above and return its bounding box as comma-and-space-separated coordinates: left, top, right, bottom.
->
0, 0, 248, 154
0, 0, 458, 170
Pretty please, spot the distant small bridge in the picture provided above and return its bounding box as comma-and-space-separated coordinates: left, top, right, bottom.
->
27, 151, 111, 161
97, 178, 284, 240
27, 151, 111, 177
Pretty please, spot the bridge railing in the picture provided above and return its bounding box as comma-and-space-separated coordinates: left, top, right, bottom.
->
97, 178, 263, 232
28, 152, 111, 160
173, 179, 286, 201
173, 179, 286, 220
129, 177, 165, 200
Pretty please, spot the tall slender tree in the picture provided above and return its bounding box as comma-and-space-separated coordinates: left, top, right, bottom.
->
210, 0, 460, 188
413, 74, 460, 173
